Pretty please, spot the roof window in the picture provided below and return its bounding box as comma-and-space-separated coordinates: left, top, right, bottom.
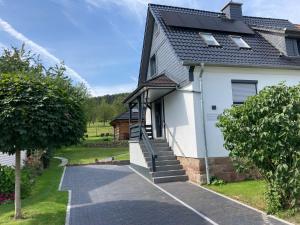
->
200, 33, 220, 46
231, 36, 251, 49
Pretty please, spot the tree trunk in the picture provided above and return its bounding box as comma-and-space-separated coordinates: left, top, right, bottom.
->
14, 150, 22, 219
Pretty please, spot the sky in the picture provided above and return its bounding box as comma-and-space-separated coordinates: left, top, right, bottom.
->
0, 0, 300, 96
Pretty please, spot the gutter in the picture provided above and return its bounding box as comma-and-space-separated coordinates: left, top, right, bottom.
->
182, 61, 300, 70
198, 63, 211, 184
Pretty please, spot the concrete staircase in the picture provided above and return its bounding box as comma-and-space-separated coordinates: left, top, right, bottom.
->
140, 139, 188, 184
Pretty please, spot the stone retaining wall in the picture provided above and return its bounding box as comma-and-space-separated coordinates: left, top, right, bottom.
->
177, 156, 260, 184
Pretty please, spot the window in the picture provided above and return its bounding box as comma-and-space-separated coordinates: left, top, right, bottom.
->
150, 55, 156, 77
297, 40, 300, 55
231, 36, 251, 49
153, 22, 159, 36
200, 33, 220, 46
232, 80, 257, 104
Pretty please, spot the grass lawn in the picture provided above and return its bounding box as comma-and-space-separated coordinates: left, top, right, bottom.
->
86, 122, 113, 138
0, 159, 67, 225
206, 180, 300, 224
55, 146, 129, 165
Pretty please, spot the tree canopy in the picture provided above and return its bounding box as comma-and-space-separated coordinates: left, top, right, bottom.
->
0, 45, 87, 219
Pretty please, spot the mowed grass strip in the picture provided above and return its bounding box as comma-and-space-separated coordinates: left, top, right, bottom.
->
86, 122, 113, 138
206, 180, 300, 224
55, 146, 129, 165
0, 159, 68, 225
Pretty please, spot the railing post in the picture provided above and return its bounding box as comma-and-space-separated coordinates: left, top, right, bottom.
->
152, 155, 156, 172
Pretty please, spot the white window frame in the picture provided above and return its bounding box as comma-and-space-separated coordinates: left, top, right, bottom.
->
231, 80, 257, 105
199, 32, 220, 46
150, 54, 157, 77
230, 36, 251, 49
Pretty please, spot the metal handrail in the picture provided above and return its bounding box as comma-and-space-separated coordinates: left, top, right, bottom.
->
141, 127, 157, 172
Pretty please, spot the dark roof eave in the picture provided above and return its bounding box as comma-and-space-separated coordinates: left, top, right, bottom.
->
182, 61, 300, 70
123, 85, 177, 104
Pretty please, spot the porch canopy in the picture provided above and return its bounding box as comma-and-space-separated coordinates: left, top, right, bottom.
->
124, 74, 178, 139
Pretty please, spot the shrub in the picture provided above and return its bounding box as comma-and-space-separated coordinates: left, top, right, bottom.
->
41, 148, 53, 169
0, 165, 32, 199
210, 176, 225, 186
217, 83, 300, 213
100, 133, 105, 137
0, 165, 14, 194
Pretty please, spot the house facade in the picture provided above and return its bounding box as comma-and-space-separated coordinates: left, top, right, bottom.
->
125, 2, 300, 184
0, 152, 27, 167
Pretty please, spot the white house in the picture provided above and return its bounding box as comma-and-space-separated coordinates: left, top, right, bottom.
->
0, 152, 27, 167
125, 2, 300, 184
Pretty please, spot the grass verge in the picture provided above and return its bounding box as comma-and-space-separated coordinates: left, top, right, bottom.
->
55, 146, 129, 165
206, 180, 299, 225
0, 159, 67, 225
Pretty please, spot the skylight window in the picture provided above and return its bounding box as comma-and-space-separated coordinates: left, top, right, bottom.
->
231, 36, 251, 49
200, 33, 220, 46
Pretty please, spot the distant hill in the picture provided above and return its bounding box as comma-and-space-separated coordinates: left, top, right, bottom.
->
92, 93, 129, 105
86, 93, 130, 125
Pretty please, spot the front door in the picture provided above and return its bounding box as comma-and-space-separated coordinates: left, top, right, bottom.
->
154, 101, 163, 138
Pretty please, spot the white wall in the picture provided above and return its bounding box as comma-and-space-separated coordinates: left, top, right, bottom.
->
164, 84, 200, 158
0, 151, 27, 167
129, 141, 148, 168
196, 66, 300, 157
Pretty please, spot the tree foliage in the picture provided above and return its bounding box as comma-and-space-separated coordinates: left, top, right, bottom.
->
85, 93, 128, 125
0, 45, 87, 218
217, 83, 300, 213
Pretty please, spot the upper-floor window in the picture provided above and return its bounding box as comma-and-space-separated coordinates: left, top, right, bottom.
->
199, 32, 220, 46
153, 22, 159, 36
150, 55, 156, 77
231, 36, 251, 49
232, 80, 257, 105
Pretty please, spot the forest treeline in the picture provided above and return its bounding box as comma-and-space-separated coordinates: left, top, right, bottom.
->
85, 93, 129, 125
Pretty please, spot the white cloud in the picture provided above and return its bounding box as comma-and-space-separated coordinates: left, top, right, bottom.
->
0, 18, 96, 96
92, 82, 136, 96
85, 0, 202, 22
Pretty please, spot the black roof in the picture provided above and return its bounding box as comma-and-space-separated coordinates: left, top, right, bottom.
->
149, 4, 300, 69
124, 74, 178, 103
110, 111, 138, 125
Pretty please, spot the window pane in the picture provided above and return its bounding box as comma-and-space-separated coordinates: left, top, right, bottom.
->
150, 55, 156, 76
232, 82, 256, 104
232, 36, 251, 48
200, 33, 220, 46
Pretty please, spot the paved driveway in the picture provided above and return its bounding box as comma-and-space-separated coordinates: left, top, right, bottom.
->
61, 165, 290, 225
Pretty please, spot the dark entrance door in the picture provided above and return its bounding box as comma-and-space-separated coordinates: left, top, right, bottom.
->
154, 100, 163, 138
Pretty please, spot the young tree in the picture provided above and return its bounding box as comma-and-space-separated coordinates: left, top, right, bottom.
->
0, 46, 87, 219
217, 83, 300, 213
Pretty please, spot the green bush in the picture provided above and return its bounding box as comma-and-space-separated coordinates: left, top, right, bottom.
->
0, 165, 14, 194
0, 165, 33, 198
217, 83, 300, 213
210, 176, 225, 186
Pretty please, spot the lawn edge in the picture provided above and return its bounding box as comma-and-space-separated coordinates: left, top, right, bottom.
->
56, 157, 70, 225
189, 181, 295, 225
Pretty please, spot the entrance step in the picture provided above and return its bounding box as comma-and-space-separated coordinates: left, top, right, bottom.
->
151, 169, 186, 178
147, 160, 180, 167
150, 164, 183, 172
140, 138, 187, 184
153, 175, 188, 184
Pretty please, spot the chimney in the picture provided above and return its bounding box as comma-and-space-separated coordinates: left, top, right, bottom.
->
221, 1, 243, 20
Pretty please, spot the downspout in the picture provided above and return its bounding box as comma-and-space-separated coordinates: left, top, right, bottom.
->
198, 63, 211, 184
